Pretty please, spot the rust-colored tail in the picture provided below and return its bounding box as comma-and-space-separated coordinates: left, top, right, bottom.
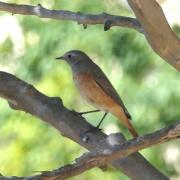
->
113, 107, 139, 138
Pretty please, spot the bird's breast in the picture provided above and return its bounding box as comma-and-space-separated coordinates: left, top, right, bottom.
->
73, 72, 118, 111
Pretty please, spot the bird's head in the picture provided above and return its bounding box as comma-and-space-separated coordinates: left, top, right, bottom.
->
56, 50, 96, 74
56, 50, 90, 66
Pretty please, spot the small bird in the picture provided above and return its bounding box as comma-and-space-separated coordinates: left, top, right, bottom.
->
56, 50, 138, 138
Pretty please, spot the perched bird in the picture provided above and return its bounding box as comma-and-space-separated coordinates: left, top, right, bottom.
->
56, 50, 138, 138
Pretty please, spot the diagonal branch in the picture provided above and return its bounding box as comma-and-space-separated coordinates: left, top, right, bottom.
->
26, 122, 180, 180
1, 122, 179, 179
0, 71, 170, 180
127, 0, 180, 71
0, 1, 143, 33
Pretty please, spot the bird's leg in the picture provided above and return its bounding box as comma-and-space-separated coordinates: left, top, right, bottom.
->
96, 112, 108, 129
78, 109, 100, 115
81, 112, 108, 138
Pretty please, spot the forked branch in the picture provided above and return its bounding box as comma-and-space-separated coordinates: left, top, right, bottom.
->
21, 122, 179, 180
0, 1, 179, 70
0, 71, 174, 180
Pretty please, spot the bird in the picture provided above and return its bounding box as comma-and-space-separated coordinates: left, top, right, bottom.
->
56, 50, 138, 138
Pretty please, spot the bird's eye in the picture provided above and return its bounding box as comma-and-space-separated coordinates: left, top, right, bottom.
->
68, 54, 72, 58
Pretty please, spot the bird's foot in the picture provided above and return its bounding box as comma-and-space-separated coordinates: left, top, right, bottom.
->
71, 109, 81, 116
85, 126, 102, 133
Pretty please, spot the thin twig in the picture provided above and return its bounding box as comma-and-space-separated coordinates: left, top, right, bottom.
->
0, 1, 143, 33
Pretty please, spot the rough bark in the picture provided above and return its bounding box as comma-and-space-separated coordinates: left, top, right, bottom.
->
0, 0, 179, 179
22, 123, 179, 180
0, 1, 180, 70
127, 0, 180, 70
0, 71, 171, 180
0, 2, 143, 33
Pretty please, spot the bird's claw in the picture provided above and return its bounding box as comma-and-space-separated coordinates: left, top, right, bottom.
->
85, 126, 102, 133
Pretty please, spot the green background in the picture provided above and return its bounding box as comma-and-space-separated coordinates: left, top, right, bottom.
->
0, 0, 179, 179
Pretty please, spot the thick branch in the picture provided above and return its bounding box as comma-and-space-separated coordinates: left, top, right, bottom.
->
0, 1, 143, 33
127, 0, 180, 71
0, 71, 169, 180
24, 122, 179, 180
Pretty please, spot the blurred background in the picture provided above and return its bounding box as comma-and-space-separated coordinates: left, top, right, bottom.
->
0, 0, 179, 179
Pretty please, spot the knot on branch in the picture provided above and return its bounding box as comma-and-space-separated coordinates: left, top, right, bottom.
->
8, 101, 19, 110
83, 24, 87, 29
168, 123, 180, 138
106, 133, 126, 146
34, 3, 44, 17
101, 12, 108, 18
22, 84, 34, 95
104, 20, 113, 31
175, 57, 180, 64
49, 96, 63, 107
76, 11, 88, 29
37, 3, 42, 7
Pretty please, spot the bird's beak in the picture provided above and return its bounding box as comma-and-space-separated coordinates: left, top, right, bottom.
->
55, 56, 65, 60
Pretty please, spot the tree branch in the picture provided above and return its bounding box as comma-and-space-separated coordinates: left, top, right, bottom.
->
127, 0, 180, 71
0, 71, 171, 180
0, 1, 179, 70
0, 1, 143, 33
18, 122, 179, 180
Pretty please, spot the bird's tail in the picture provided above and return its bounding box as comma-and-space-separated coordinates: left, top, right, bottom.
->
113, 107, 139, 138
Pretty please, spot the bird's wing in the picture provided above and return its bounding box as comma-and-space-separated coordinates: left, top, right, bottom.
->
93, 68, 132, 120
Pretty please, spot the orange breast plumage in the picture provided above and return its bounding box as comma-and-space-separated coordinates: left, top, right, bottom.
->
73, 72, 118, 111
